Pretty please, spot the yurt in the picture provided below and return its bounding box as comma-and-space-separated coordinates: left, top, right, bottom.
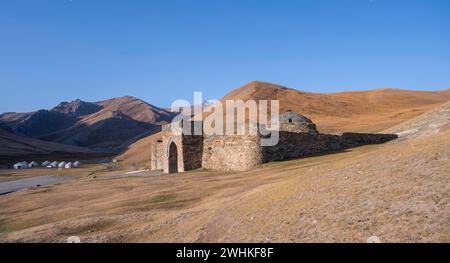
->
13, 162, 21, 169
41, 161, 51, 167
58, 161, 67, 168
65, 162, 73, 169
50, 161, 59, 168
28, 161, 39, 168
73, 161, 81, 167
13, 161, 28, 169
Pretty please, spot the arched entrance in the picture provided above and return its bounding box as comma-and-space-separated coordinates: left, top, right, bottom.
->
168, 141, 178, 173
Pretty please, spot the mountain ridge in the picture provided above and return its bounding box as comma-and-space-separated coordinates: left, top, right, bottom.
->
220, 81, 450, 132
0, 96, 176, 151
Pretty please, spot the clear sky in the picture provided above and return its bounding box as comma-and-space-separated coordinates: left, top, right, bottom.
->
0, 0, 449, 112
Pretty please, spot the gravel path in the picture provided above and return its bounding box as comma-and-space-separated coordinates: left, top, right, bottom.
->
0, 175, 68, 195
114, 170, 164, 178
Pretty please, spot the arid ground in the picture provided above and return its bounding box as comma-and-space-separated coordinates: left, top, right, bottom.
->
0, 102, 448, 242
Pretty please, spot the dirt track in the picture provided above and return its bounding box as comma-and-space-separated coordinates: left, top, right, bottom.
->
0, 175, 68, 195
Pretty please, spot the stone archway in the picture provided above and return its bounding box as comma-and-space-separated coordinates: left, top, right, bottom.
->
168, 141, 178, 173
162, 135, 185, 174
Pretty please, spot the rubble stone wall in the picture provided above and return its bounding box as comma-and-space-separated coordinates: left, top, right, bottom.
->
150, 140, 164, 171
182, 135, 204, 171
202, 134, 263, 171
263, 132, 398, 162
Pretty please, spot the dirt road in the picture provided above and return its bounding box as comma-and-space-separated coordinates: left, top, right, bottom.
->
0, 175, 68, 195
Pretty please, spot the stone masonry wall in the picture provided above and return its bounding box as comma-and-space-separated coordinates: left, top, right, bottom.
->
262, 132, 340, 161
150, 140, 164, 171
338, 133, 398, 148
202, 134, 263, 171
263, 132, 397, 162
182, 135, 204, 171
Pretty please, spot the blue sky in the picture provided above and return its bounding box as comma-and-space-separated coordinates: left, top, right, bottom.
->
0, 0, 449, 112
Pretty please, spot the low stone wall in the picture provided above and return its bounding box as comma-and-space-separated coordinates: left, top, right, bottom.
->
263, 132, 398, 162
202, 134, 263, 171
339, 133, 398, 148
262, 132, 339, 161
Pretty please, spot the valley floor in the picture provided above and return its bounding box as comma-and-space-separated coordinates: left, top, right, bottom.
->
0, 120, 448, 242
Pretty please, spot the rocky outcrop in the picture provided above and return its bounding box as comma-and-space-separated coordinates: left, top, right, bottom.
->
51, 99, 101, 116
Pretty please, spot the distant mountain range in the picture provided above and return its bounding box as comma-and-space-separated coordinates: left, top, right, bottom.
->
0, 96, 176, 157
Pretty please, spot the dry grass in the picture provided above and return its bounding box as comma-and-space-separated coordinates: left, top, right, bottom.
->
0, 131, 448, 242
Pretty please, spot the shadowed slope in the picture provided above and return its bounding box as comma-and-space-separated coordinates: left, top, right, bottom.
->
0, 96, 176, 151
0, 127, 96, 158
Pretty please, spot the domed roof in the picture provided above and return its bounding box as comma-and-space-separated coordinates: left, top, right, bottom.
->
277, 111, 317, 133
279, 110, 313, 123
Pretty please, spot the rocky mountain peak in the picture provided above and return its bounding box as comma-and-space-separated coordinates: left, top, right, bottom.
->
51, 99, 102, 116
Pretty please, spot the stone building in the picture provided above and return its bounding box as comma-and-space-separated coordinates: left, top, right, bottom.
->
150, 111, 397, 173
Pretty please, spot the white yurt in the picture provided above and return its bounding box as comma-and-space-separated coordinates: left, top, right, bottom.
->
73, 161, 81, 167
13, 161, 29, 169
28, 161, 39, 168
41, 161, 51, 167
58, 161, 67, 168
65, 162, 73, 169
50, 161, 59, 168
13, 162, 21, 169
